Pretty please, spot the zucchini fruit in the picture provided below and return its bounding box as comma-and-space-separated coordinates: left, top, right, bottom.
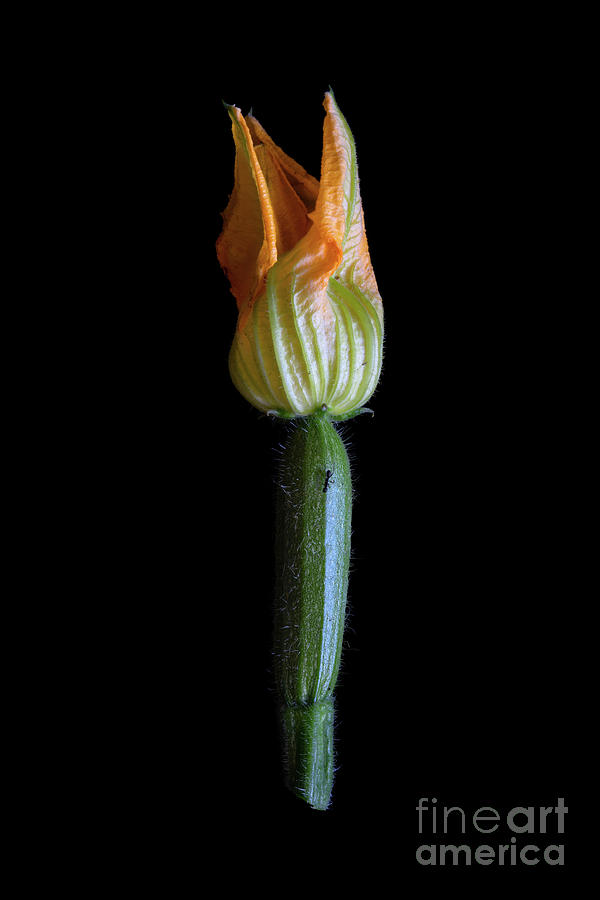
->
274, 410, 352, 809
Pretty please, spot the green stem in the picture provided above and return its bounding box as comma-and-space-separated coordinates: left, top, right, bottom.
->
274, 410, 352, 810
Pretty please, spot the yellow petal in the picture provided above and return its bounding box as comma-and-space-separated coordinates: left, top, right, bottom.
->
216, 106, 278, 326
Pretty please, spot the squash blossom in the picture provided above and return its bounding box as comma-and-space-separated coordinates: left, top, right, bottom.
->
217, 92, 384, 810
217, 91, 383, 418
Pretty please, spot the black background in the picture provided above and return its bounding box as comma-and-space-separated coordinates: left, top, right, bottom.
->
100, 19, 591, 886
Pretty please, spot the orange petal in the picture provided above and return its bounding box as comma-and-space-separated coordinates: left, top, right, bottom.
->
312, 92, 352, 255
246, 114, 320, 212
254, 142, 312, 258
322, 93, 381, 308
262, 91, 371, 325
266, 90, 373, 313
216, 106, 278, 316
